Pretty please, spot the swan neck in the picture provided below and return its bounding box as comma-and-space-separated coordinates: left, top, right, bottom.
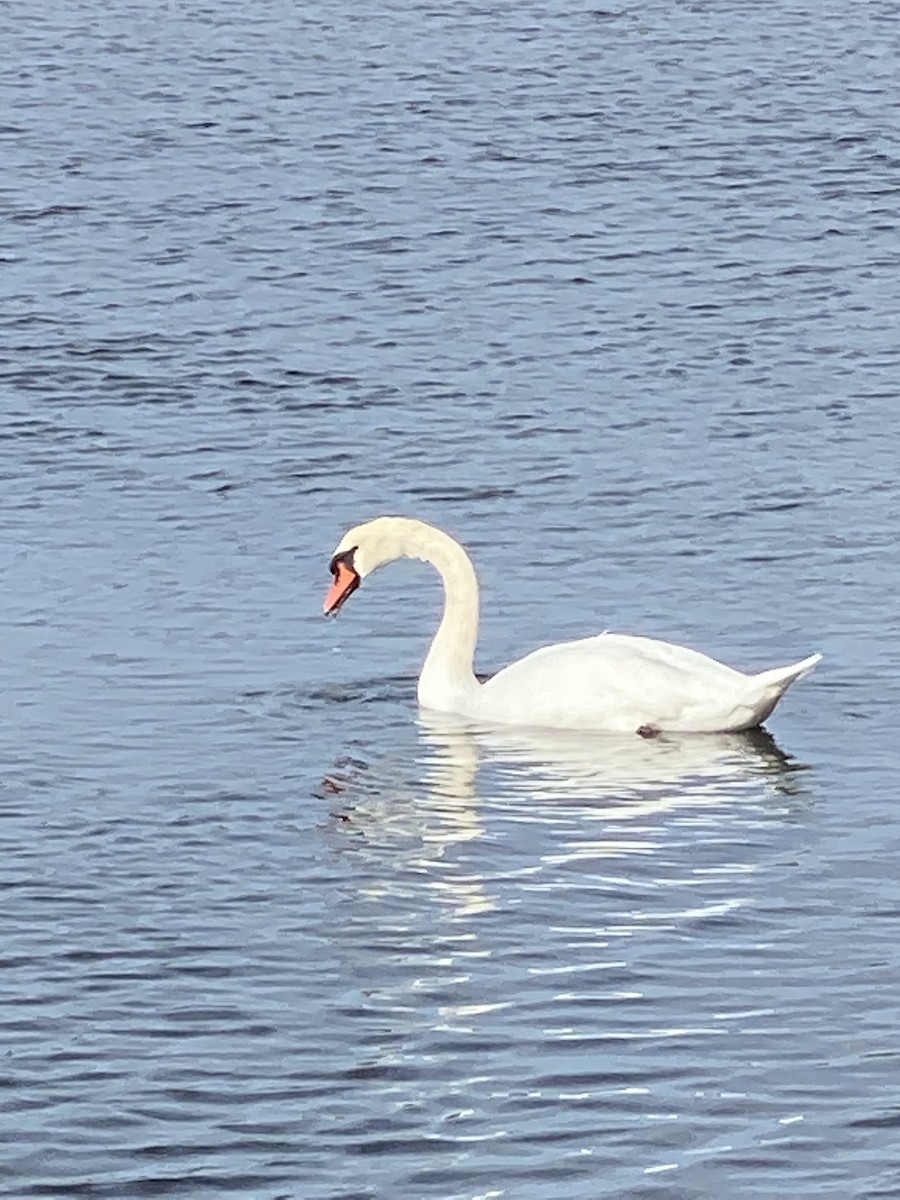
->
409, 524, 480, 707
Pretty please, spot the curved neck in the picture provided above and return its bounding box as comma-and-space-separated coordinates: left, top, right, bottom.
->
399, 522, 480, 709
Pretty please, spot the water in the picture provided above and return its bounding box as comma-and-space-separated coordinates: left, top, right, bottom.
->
2, 0, 900, 1195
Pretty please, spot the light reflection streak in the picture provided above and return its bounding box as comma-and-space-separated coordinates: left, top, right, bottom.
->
323, 711, 811, 1170
327, 712, 805, 926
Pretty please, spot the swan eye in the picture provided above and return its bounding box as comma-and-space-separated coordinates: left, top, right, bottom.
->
329, 546, 357, 578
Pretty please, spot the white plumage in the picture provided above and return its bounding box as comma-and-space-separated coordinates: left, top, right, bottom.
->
324, 516, 820, 735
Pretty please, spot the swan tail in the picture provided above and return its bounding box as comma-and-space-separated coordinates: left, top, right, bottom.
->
738, 652, 822, 727
752, 652, 823, 693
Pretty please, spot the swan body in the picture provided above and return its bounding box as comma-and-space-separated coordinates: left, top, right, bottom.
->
323, 516, 821, 734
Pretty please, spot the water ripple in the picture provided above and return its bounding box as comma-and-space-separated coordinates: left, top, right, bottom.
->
2, 0, 899, 1196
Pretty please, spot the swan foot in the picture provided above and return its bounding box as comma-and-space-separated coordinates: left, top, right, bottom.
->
636, 724, 661, 739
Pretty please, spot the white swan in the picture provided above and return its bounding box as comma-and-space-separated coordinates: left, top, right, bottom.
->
323, 516, 821, 735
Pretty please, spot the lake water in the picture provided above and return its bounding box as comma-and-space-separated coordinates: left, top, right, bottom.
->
3, 0, 900, 1196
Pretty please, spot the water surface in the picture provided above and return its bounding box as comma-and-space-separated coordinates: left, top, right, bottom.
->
2, 0, 900, 1196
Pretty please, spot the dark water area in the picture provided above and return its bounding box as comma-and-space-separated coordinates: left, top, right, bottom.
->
2, 0, 900, 1196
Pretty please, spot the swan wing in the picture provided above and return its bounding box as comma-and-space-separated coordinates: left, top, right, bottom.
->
474, 634, 815, 733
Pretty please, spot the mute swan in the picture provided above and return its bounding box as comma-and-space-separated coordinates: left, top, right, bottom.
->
323, 516, 821, 735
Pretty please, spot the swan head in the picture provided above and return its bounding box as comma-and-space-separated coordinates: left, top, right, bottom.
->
323, 516, 418, 617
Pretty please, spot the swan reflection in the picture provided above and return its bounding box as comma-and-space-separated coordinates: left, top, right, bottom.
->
321, 702, 816, 1190
325, 713, 806, 919
417, 710, 801, 811
323, 714, 812, 1106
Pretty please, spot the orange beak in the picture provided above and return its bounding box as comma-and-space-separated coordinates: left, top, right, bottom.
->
323, 560, 360, 616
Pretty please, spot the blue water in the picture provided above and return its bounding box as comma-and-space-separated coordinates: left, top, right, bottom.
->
2, 0, 900, 1196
